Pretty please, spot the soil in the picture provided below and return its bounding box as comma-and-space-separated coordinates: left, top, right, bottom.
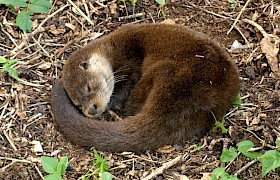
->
0, 0, 279, 179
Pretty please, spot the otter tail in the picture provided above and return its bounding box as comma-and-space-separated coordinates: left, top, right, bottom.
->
50, 80, 175, 152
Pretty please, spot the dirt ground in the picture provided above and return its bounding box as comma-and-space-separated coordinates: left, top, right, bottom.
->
0, 0, 280, 179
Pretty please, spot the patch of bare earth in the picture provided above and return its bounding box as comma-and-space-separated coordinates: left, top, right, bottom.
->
0, 0, 279, 179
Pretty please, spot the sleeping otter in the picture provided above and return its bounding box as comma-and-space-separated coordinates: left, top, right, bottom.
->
51, 23, 240, 152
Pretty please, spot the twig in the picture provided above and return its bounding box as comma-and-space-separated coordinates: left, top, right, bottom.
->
234, 157, 260, 176
11, 4, 69, 55
17, 78, 44, 87
3, 130, 17, 151
186, 2, 231, 19
67, 0, 94, 25
0, 157, 33, 163
142, 154, 189, 180
34, 165, 44, 180
55, 31, 90, 58
227, 0, 253, 35
118, 13, 145, 20
242, 19, 269, 37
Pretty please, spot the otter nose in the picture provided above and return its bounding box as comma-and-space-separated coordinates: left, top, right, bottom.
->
88, 105, 97, 115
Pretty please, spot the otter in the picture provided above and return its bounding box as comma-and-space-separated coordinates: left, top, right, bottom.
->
51, 23, 240, 152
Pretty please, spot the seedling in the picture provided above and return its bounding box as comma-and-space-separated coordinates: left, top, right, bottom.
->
211, 111, 228, 134
228, 0, 237, 8
41, 156, 69, 180
211, 140, 280, 179
0, 0, 52, 32
155, 0, 166, 16
119, 0, 129, 16
0, 56, 18, 80
79, 149, 113, 180
231, 93, 241, 107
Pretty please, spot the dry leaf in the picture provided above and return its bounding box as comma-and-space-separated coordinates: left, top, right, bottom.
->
260, 36, 280, 77
250, 117, 260, 126
201, 173, 212, 180
31, 140, 43, 153
157, 145, 176, 153
172, 172, 189, 180
65, 23, 76, 31
161, 19, 176, 25
37, 62, 52, 70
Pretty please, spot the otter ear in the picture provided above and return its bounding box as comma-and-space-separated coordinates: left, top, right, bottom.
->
79, 61, 89, 70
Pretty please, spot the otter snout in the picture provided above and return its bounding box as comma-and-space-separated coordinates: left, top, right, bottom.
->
88, 105, 98, 116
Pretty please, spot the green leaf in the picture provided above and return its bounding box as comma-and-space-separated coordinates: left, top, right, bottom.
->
237, 140, 254, 152
130, 0, 137, 4
56, 156, 68, 176
16, 11, 32, 32
237, 141, 261, 159
8, 68, 19, 80
93, 149, 108, 171
155, 0, 166, 5
276, 139, 280, 147
260, 150, 280, 177
29, 0, 52, 13
101, 172, 113, 180
0, 0, 27, 7
210, 167, 226, 180
44, 173, 62, 180
41, 156, 58, 174
119, 0, 126, 3
220, 147, 238, 162
0, 56, 8, 63
221, 174, 239, 180
231, 93, 241, 107
215, 120, 228, 134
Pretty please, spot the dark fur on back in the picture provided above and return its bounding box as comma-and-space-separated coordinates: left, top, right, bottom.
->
51, 24, 240, 152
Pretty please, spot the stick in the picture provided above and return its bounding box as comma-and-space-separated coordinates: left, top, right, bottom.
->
227, 0, 253, 35
142, 154, 189, 180
118, 13, 145, 20
11, 4, 69, 55
67, 0, 94, 25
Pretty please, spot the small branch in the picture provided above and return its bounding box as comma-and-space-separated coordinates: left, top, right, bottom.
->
242, 19, 269, 37
142, 154, 189, 180
11, 4, 69, 55
227, 0, 253, 35
118, 13, 145, 20
0, 157, 33, 163
234, 157, 260, 176
3, 130, 17, 151
67, 0, 94, 25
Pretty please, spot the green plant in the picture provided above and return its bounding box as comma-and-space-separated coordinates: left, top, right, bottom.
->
211, 111, 228, 134
0, 0, 52, 32
41, 156, 68, 180
211, 167, 238, 180
79, 149, 113, 180
228, 0, 237, 8
211, 140, 280, 179
231, 93, 241, 107
119, 0, 128, 16
0, 56, 19, 80
155, 0, 166, 16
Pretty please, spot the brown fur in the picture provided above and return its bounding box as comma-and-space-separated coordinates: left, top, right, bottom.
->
51, 24, 240, 152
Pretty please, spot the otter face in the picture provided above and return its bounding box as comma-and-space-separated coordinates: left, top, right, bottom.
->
63, 53, 114, 118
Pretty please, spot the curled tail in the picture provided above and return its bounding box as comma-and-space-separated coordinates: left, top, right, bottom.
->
50, 80, 172, 152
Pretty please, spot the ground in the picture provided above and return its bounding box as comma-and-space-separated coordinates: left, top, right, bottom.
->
0, 0, 280, 179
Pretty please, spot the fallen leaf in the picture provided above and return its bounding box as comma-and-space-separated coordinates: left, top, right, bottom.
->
157, 145, 175, 153
260, 36, 280, 77
37, 62, 52, 70
31, 140, 43, 153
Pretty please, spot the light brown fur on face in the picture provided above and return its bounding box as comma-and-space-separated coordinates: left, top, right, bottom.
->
51, 23, 240, 152
63, 49, 115, 118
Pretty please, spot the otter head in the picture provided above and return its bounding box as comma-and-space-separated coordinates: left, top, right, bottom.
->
62, 53, 114, 118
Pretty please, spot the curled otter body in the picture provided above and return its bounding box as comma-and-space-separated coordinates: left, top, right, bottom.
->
51, 23, 240, 152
